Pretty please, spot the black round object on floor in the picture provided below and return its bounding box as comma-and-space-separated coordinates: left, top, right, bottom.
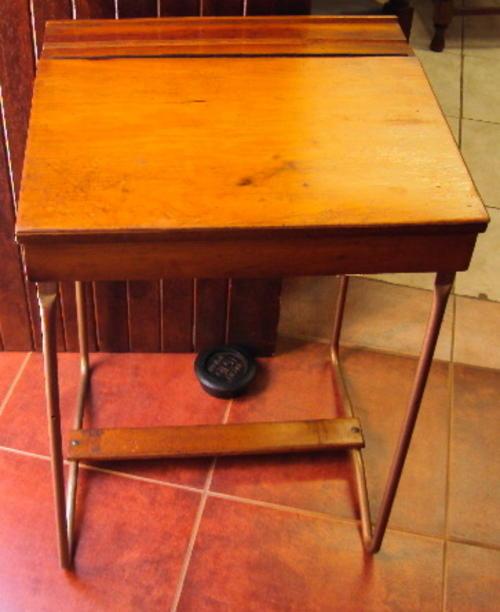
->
194, 345, 256, 399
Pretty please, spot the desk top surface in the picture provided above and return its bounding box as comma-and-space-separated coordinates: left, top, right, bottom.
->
16, 16, 488, 244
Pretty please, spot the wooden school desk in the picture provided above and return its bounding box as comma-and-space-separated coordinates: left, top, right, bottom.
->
16, 16, 488, 569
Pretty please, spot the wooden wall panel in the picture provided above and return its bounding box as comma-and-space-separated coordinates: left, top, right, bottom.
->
119, 0, 158, 18
227, 279, 282, 356
94, 281, 129, 351
247, 0, 311, 14
75, 0, 116, 18
202, 0, 244, 15
128, 281, 161, 352
194, 279, 228, 351
163, 280, 194, 352
0, 107, 33, 350
0, 0, 37, 351
0, 0, 294, 355
160, 0, 200, 16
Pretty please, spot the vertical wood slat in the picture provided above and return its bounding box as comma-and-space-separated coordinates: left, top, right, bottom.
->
128, 281, 161, 352
0, 99, 33, 350
162, 280, 194, 352
0, 1, 38, 351
247, 0, 311, 15
160, 0, 200, 16
227, 279, 282, 356
202, 0, 244, 15
59, 282, 98, 352
119, 0, 158, 18
194, 279, 228, 351
75, 0, 116, 18
94, 282, 129, 351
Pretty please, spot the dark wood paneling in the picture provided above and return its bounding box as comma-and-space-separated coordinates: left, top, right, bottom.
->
59, 281, 98, 352
202, 0, 243, 15
93, 281, 129, 351
119, 0, 158, 18
227, 279, 282, 356
75, 0, 116, 18
160, 0, 200, 16
162, 279, 194, 352
194, 279, 228, 351
0, 0, 39, 351
33, 0, 73, 57
247, 0, 311, 15
0, 120, 33, 350
0, 0, 35, 198
128, 281, 161, 352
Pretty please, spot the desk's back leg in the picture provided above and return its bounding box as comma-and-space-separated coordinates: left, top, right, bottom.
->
369, 271, 455, 552
65, 281, 90, 557
38, 282, 70, 569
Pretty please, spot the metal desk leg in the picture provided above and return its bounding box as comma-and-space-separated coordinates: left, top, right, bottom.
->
38, 281, 90, 568
66, 281, 90, 557
38, 282, 70, 569
331, 272, 455, 553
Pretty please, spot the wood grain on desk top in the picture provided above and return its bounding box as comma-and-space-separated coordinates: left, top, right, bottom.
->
16, 17, 488, 244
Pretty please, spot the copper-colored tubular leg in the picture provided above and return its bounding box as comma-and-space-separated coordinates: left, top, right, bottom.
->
331, 272, 454, 553
66, 281, 90, 558
368, 271, 455, 553
330, 276, 374, 547
38, 282, 70, 569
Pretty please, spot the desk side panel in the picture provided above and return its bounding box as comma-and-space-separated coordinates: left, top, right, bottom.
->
22, 232, 479, 281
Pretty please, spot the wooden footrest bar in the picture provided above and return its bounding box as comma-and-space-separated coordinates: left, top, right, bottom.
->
67, 418, 364, 461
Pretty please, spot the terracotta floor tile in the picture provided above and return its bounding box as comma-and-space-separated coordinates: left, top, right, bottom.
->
0, 352, 229, 488
448, 364, 500, 546
178, 496, 444, 611
343, 348, 450, 538
212, 343, 450, 538
454, 296, 500, 369
0, 449, 200, 611
0, 352, 28, 409
279, 276, 453, 360
446, 542, 500, 611
212, 340, 355, 520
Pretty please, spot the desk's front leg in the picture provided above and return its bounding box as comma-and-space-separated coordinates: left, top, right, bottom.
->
38, 282, 70, 569
369, 271, 455, 552
332, 272, 454, 553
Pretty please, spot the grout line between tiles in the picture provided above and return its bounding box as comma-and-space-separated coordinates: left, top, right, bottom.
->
205, 489, 449, 545
461, 116, 500, 127
0, 353, 32, 417
80, 463, 203, 495
447, 536, 500, 553
170, 400, 233, 611
5, 440, 497, 551
170, 458, 216, 612
0, 444, 49, 462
